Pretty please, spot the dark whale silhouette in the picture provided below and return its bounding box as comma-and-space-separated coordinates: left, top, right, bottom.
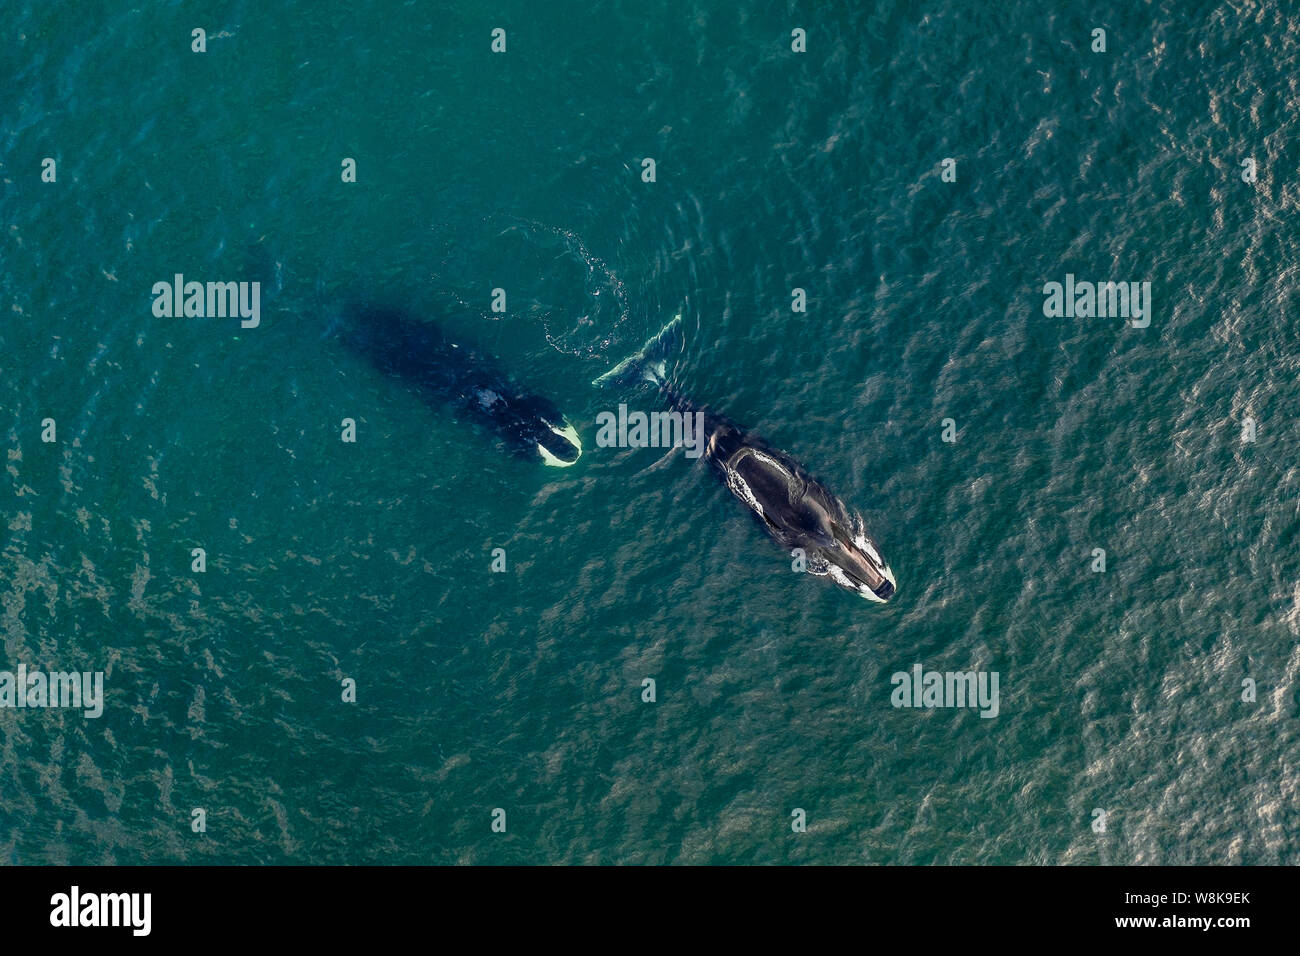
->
596, 315, 896, 601
339, 305, 582, 466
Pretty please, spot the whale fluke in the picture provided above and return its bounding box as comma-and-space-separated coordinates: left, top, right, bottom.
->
592, 314, 683, 389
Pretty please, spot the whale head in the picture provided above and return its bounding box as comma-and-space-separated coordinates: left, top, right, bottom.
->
530, 415, 583, 467
722, 445, 896, 602
821, 523, 897, 602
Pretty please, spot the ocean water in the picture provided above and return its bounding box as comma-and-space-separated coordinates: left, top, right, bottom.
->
2, 0, 1297, 864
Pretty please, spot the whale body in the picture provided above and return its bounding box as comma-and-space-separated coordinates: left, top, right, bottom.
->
682, 388, 896, 601
340, 306, 582, 466
597, 316, 896, 601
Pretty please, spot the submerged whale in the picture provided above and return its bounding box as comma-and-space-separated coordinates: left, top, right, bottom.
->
596, 316, 896, 601
339, 305, 582, 466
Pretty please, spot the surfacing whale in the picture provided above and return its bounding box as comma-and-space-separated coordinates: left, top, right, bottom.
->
596, 315, 896, 602
339, 305, 582, 466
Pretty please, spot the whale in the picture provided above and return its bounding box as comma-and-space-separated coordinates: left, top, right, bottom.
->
595, 316, 896, 601
339, 305, 582, 466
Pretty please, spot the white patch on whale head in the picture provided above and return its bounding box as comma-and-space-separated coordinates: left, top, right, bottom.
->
725, 467, 765, 519
854, 531, 883, 565
825, 563, 889, 602
749, 450, 789, 474
537, 421, 582, 467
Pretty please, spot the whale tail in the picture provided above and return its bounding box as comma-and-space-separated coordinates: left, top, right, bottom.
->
593, 314, 683, 390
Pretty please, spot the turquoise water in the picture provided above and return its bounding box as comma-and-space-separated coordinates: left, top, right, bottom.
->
2, 0, 1297, 863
